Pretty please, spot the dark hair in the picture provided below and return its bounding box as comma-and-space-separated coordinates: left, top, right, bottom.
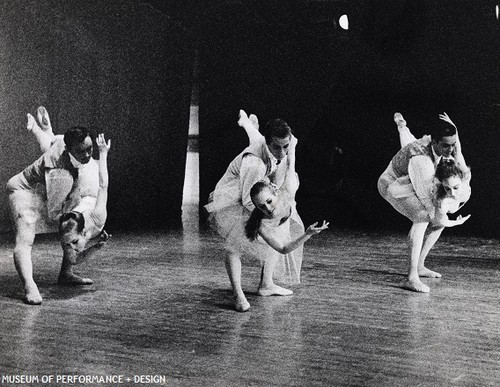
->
245, 180, 271, 241
261, 119, 292, 143
431, 119, 457, 142
434, 158, 465, 200
435, 158, 464, 182
59, 211, 85, 236
64, 126, 92, 149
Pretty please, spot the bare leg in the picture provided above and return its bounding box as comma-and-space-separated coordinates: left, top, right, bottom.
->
238, 109, 262, 145
394, 112, 417, 148
58, 244, 93, 285
27, 113, 53, 153
418, 225, 444, 278
12, 218, 42, 305
257, 255, 293, 296
225, 253, 250, 312
403, 222, 431, 293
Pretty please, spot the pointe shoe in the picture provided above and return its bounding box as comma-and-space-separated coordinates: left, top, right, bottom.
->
248, 113, 259, 130
26, 113, 38, 132
37, 106, 52, 132
394, 112, 406, 128
238, 109, 250, 127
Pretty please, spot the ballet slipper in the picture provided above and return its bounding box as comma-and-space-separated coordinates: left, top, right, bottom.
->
257, 284, 293, 297
238, 109, 251, 128
24, 282, 42, 305
37, 106, 53, 133
26, 113, 40, 132
418, 267, 442, 278
248, 113, 259, 130
402, 278, 430, 293
58, 273, 94, 286
394, 112, 407, 128
234, 295, 250, 312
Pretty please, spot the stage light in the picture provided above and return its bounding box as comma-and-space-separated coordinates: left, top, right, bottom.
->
496, 5, 499, 20
339, 14, 349, 30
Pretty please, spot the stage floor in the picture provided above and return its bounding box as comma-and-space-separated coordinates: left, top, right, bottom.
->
0, 227, 499, 386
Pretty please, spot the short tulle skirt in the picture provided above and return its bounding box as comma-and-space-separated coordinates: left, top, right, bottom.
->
207, 201, 304, 284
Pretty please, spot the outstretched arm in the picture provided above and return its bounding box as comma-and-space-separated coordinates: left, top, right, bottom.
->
439, 112, 470, 179
432, 213, 471, 228
259, 220, 329, 254
92, 134, 110, 221
63, 231, 111, 265
279, 135, 299, 200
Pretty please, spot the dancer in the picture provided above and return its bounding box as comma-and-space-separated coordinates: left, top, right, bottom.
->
378, 112, 471, 293
58, 133, 111, 278
244, 180, 328, 300
7, 107, 100, 304
206, 110, 326, 312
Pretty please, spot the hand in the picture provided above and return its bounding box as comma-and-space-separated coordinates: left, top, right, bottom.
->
452, 214, 471, 225
97, 230, 112, 247
438, 112, 456, 128
96, 133, 111, 154
306, 220, 329, 235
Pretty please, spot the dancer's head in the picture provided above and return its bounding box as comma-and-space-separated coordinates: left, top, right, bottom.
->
250, 180, 279, 218
431, 119, 457, 158
246, 180, 280, 240
262, 119, 292, 161
64, 126, 93, 164
435, 158, 465, 199
59, 211, 88, 252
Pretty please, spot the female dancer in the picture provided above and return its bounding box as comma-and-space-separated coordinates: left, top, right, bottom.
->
378, 112, 471, 293
207, 110, 328, 312
58, 132, 111, 276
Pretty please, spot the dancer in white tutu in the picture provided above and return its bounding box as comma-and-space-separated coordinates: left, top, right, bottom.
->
378, 112, 471, 293
6, 107, 109, 304
206, 110, 328, 312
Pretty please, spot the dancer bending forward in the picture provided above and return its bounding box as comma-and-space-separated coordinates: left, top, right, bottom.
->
378, 112, 471, 293
7, 107, 109, 304
206, 110, 328, 311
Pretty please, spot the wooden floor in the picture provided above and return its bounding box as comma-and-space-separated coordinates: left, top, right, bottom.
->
0, 226, 499, 386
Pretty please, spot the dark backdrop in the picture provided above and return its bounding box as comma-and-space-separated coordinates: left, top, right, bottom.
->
195, 0, 500, 238
0, 0, 193, 233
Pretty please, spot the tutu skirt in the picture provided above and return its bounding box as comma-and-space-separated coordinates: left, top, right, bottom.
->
207, 200, 304, 284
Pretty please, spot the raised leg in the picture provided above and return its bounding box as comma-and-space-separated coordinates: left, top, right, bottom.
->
403, 222, 431, 293
238, 109, 262, 145
394, 112, 417, 148
225, 253, 250, 312
257, 255, 293, 296
418, 225, 444, 278
12, 218, 42, 305
27, 113, 53, 153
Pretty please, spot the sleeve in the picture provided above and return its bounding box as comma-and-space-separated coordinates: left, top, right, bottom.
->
408, 155, 436, 218
240, 154, 267, 211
